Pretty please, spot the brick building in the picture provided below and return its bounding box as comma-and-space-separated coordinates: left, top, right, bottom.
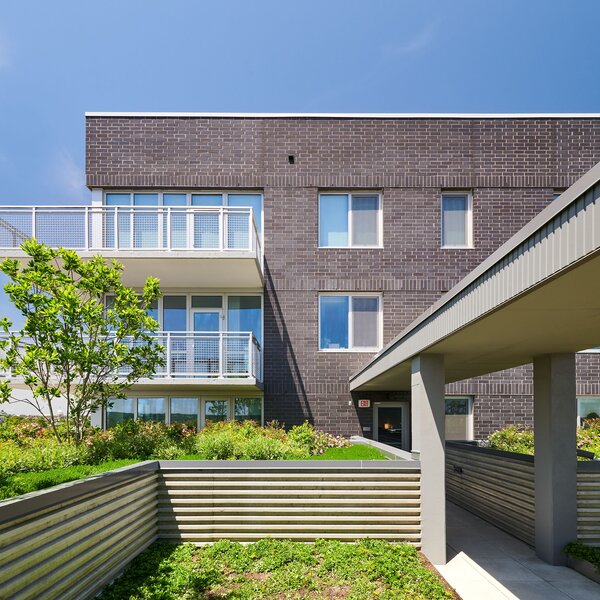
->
5, 113, 600, 446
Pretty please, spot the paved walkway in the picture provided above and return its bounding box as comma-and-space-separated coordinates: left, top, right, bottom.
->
435, 502, 600, 600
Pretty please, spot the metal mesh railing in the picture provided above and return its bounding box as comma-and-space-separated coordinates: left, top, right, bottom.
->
0, 206, 261, 257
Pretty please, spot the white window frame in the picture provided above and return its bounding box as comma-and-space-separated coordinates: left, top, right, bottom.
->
441, 191, 473, 249
444, 395, 474, 440
318, 192, 383, 249
318, 292, 383, 352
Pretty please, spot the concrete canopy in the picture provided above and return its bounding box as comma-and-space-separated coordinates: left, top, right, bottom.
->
350, 161, 600, 392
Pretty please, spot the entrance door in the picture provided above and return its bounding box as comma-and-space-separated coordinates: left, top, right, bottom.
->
193, 309, 222, 376
374, 403, 409, 450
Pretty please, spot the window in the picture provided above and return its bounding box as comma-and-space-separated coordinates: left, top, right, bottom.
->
445, 396, 473, 441
234, 398, 263, 423
319, 193, 381, 247
106, 397, 134, 428
578, 397, 600, 424
170, 397, 199, 428
441, 192, 472, 248
137, 397, 166, 422
319, 294, 381, 351
552, 189, 566, 201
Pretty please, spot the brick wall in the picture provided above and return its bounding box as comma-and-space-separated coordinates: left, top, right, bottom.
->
86, 116, 600, 436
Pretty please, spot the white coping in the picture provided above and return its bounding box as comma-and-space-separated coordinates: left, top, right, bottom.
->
84, 112, 600, 119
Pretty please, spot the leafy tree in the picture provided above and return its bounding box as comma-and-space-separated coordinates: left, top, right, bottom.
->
0, 240, 164, 443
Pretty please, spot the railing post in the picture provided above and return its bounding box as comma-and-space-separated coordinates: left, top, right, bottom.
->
220, 207, 225, 251
166, 333, 171, 378
219, 333, 224, 377
248, 207, 253, 252
248, 334, 253, 377
166, 207, 171, 250
84, 207, 90, 251
31, 206, 36, 240
114, 207, 119, 249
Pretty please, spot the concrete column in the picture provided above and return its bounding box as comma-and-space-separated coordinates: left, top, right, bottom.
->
533, 353, 577, 565
411, 354, 446, 565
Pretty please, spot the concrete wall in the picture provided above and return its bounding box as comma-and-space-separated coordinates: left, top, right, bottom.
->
86, 116, 600, 436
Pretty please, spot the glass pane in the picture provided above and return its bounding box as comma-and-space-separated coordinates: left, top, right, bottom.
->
234, 398, 262, 423
351, 195, 379, 246
137, 397, 165, 422
105, 194, 131, 206
445, 397, 470, 415
192, 296, 223, 309
227, 296, 262, 342
170, 397, 198, 428
204, 400, 229, 424
579, 397, 600, 419
107, 397, 134, 428
146, 298, 159, 323
133, 194, 159, 206
163, 194, 187, 206
320, 296, 349, 350
194, 312, 220, 332
442, 195, 468, 247
163, 296, 187, 331
377, 406, 403, 449
228, 194, 263, 236
192, 194, 223, 206
352, 296, 379, 348
319, 195, 349, 247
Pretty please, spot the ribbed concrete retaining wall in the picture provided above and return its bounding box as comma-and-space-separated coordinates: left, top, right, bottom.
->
446, 442, 600, 547
0, 458, 420, 599
0, 462, 158, 600
157, 461, 421, 544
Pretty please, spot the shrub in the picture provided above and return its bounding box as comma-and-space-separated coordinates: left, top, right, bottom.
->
0, 438, 89, 476
564, 542, 600, 573
487, 420, 600, 458
288, 421, 350, 455
85, 420, 196, 463
0, 415, 73, 445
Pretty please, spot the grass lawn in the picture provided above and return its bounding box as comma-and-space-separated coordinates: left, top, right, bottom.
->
0, 459, 140, 501
306, 444, 387, 460
98, 539, 455, 600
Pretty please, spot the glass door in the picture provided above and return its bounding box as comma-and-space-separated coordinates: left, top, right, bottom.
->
374, 403, 409, 450
193, 309, 222, 376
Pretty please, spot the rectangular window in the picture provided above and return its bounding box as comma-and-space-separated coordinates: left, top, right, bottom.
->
441, 192, 472, 248
319, 193, 381, 247
137, 397, 166, 422
578, 397, 600, 424
445, 396, 473, 441
170, 397, 199, 429
204, 399, 229, 425
106, 397, 134, 428
319, 294, 381, 351
234, 398, 263, 423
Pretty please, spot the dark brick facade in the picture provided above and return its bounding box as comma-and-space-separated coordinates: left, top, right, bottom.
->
86, 115, 600, 437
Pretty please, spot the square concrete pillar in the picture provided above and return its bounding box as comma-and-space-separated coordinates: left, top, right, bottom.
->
533, 353, 577, 565
411, 354, 446, 565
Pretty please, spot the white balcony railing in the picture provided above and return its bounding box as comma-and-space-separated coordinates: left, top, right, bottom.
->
1, 331, 263, 383
0, 206, 262, 260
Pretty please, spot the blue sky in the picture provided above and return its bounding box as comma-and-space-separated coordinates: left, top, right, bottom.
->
0, 0, 599, 324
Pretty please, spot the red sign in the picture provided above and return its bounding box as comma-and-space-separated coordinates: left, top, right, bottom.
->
358, 399, 371, 408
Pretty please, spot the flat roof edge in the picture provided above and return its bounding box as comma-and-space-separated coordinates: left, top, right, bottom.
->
84, 112, 600, 119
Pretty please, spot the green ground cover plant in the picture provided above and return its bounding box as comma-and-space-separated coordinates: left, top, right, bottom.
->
0, 416, 384, 500
98, 539, 454, 600
486, 420, 600, 458
564, 542, 600, 573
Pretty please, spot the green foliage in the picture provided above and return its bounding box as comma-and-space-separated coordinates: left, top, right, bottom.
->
98, 540, 453, 600
488, 425, 535, 455
85, 420, 196, 462
564, 542, 600, 573
0, 240, 163, 443
0, 459, 139, 500
192, 420, 351, 460
488, 420, 600, 458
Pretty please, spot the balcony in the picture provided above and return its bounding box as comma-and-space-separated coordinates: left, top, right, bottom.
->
3, 331, 263, 392
0, 206, 263, 288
